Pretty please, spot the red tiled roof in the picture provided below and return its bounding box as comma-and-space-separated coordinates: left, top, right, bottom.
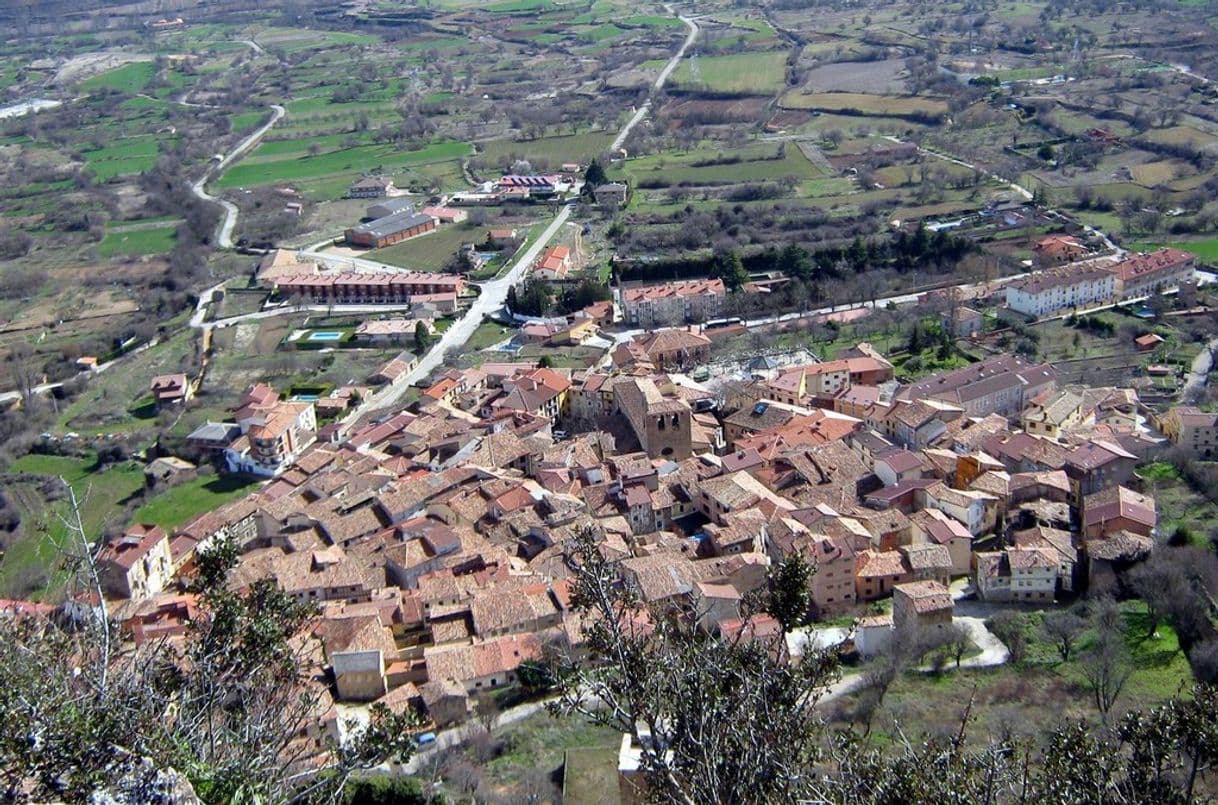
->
99, 524, 168, 571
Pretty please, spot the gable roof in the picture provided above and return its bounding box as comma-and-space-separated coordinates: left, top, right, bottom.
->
1082, 485, 1156, 529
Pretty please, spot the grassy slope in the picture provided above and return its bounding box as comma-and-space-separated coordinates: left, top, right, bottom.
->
133, 474, 261, 531
98, 226, 177, 258
79, 61, 155, 93
0, 454, 146, 598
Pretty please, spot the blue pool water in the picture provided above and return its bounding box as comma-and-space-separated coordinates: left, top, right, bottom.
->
293, 394, 320, 402
309, 331, 344, 341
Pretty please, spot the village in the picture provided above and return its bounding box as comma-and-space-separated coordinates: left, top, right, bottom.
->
8, 0, 1218, 794
68, 214, 1213, 793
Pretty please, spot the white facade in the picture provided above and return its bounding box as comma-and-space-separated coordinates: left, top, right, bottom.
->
1006, 270, 1114, 318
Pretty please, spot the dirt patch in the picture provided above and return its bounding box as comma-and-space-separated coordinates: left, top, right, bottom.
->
767, 110, 813, 131
604, 68, 656, 90
54, 51, 154, 85
0, 287, 139, 333
111, 184, 153, 219
801, 59, 909, 94
660, 97, 771, 125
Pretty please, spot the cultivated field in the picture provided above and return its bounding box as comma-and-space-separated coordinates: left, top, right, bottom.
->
217, 138, 472, 197
666, 51, 789, 96
475, 131, 616, 169
368, 223, 488, 271
800, 59, 909, 94
779, 91, 948, 119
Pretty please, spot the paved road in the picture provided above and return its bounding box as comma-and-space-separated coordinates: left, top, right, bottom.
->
189, 103, 286, 249
818, 619, 1009, 705
610, 8, 699, 152
363, 206, 574, 412
304, 2, 692, 418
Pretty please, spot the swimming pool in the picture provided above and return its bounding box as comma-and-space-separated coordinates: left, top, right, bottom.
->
308, 331, 344, 341
293, 394, 320, 402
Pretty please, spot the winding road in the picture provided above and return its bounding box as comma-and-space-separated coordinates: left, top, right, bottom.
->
283, 1, 699, 414
190, 103, 285, 249
361, 4, 698, 399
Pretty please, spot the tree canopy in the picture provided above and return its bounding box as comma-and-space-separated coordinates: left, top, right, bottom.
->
0, 536, 419, 802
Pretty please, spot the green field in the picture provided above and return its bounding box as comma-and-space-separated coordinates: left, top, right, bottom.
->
133, 474, 261, 532
476, 130, 616, 168
483, 0, 558, 13
0, 454, 146, 598
465, 320, 515, 352
370, 222, 491, 271
230, 110, 268, 133
216, 138, 472, 195
667, 50, 789, 95
480, 711, 619, 798
79, 61, 155, 93
615, 142, 825, 187
98, 225, 178, 258
81, 136, 172, 182
253, 28, 380, 53
1130, 239, 1218, 261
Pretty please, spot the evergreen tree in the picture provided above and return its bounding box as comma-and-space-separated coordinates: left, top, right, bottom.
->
581, 159, 607, 196
846, 236, 868, 273
777, 242, 813, 281
711, 249, 749, 291
413, 320, 432, 354
766, 552, 814, 632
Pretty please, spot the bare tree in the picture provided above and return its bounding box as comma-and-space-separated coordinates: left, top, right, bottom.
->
945, 623, 972, 669
1041, 609, 1086, 663
1080, 603, 1133, 721
551, 527, 840, 804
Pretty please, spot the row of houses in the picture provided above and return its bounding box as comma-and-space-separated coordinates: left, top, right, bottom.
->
270, 271, 464, 306
253, 248, 465, 308
617, 278, 727, 328
1006, 247, 1196, 318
